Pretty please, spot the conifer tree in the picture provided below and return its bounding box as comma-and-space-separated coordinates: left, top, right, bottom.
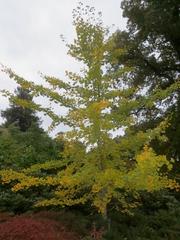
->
1, 86, 39, 131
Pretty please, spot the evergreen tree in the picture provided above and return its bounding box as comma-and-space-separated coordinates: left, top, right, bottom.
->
0, 86, 64, 169
1, 86, 40, 131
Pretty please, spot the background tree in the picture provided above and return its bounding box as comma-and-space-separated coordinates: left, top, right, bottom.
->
112, 0, 180, 163
0, 86, 63, 169
1, 87, 40, 131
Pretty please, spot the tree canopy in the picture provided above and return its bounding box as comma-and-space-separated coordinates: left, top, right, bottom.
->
0, 4, 178, 218
112, 0, 180, 162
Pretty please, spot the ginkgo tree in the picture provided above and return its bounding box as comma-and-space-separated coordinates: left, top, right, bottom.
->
0, 4, 179, 218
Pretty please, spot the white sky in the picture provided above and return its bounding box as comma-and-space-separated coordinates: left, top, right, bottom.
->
0, 0, 127, 134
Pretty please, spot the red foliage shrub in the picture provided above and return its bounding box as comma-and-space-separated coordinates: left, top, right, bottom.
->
30, 211, 81, 237
0, 215, 80, 240
0, 211, 81, 240
0, 216, 58, 240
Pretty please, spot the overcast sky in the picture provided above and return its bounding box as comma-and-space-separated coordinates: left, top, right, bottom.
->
0, 0, 127, 134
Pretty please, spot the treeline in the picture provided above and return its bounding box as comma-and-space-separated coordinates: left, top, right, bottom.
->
0, 1, 179, 239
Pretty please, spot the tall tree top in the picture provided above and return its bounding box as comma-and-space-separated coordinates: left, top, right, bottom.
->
1, 87, 40, 131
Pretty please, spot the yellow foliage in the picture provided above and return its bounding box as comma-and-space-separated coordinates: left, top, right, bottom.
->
0, 170, 26, 184
0, 4, 179, 216
0, 144, 178, 214
126, 146, 179, 192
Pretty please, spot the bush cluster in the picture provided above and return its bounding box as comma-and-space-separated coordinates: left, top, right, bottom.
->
0, 215, 79, 240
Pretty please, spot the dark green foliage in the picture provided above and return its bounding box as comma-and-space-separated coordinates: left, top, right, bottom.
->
0, 189, 33, 214
0, 86, 64, 169
0, 86, 59, 168
104, 192, 180, 240
121, 0, 180, 59
0, 124, 64, 212
0, 124, 61, 169
113, 0, 180, 162
1, 87, 40, 132
120, 0, 180, 80
50, 210, 91, 236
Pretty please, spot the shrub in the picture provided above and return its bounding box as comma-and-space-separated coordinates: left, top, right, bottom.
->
104, 193, 180, 240
0, 215, 80, 240
0, 190, 33, 213
32, 210, 105, 238
33, 210, 90, 236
